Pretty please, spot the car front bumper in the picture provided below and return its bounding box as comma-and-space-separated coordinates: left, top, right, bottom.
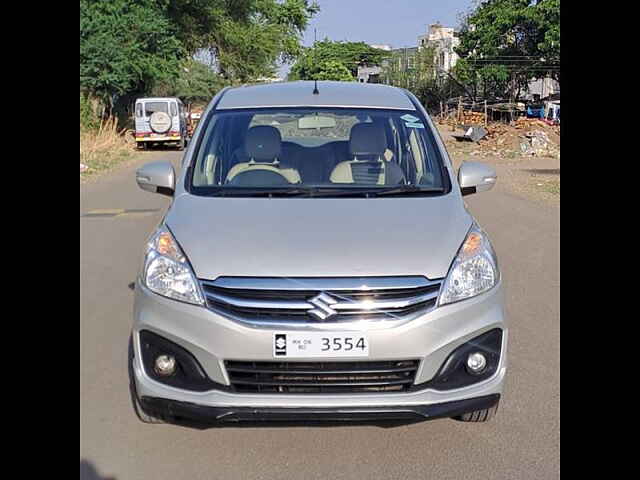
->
138, 394, 501, 424
132, 279, 507, 417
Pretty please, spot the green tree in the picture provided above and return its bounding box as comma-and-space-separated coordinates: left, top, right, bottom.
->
381, 46, 476, 110
166, 0, 320, 81
80, 0, 319, 114
312, 60, 354, 81
455, 0, 560, 100
531, 0, 560, 81
80, 93, 100, 131
80, 0, 184, 111
289, 40, 389, 80
152, 59, 227, 104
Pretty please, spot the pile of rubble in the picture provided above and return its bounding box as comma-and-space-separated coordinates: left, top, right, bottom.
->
447, 117, 560, 160
461, 111, 486, 124
519, 130, 560, 158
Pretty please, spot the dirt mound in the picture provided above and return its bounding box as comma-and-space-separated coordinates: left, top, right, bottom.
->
472, 119, 560, 159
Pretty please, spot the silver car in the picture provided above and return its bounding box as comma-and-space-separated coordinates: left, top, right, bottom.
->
129, 81, 507, 426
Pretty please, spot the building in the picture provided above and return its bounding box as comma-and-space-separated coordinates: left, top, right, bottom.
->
386, 47, 419, 71
526, 77, 560, 101
418, 23, 460, 73
357, 23, 461, 84
357, 65, 383, 83
356, 44, 393, 83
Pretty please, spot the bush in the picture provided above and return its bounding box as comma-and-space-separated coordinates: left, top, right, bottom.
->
80, 116, 135, 176
80, 93, 100, 131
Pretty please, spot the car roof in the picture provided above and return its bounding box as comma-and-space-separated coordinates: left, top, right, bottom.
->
216, 81, 416, 111
136, 97, 181, 103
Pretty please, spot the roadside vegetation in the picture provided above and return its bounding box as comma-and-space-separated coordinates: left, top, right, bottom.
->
80, 0, 320, 178
80, 0, 319, 114
80, 94, 135, 178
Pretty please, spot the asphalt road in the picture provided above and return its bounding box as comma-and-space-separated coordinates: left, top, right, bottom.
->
80, 151, 559, 480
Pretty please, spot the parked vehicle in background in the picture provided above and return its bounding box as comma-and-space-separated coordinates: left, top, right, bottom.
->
526, 103, 545, 119
187, 109, 203, 138
130, 81, 507, 427
134, 97, 189, 150
544, 101, 560, 125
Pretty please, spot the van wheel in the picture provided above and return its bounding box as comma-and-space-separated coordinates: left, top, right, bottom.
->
453, 403, 499, 423
177, 137, 185, 151
137, 143, 147, 150
128, 336, 168, 424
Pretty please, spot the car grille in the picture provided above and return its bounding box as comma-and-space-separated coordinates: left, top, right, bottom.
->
224, 360, 420, 394
199, 276, 441, 326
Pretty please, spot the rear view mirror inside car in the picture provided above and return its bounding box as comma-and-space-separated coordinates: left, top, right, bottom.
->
298, 115, 337, 129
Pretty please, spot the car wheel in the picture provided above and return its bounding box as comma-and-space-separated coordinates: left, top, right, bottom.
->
128, 335, 168, 424
177, 136, 185, 151
137, 143, 147, 150
453, 403, 499, 422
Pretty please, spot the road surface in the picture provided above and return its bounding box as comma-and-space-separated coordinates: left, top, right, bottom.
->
80, 151, 559, 480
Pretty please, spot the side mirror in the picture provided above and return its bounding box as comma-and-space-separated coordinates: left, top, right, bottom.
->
458, 162, 497, 196
136, 161, 175, 197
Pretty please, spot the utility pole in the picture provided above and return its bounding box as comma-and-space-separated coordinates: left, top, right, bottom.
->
484, 100, 488, 127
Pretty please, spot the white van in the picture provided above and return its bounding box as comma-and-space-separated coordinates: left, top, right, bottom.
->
134, 97, 188, 150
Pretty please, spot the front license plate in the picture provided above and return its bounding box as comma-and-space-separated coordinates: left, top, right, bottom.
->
273, 332, 369, 358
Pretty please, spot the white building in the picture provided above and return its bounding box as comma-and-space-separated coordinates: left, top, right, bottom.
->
526, 77, 560, 100
418, 23, 460, 73
357, 65, 383, 83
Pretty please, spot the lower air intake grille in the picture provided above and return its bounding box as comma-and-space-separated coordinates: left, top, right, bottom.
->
225, 360, 419, 394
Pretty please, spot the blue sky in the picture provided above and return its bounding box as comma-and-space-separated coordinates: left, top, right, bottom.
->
279, 0, 475, 77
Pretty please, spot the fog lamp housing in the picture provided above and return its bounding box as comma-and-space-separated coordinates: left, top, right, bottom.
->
419, 328, 503, 391
139, 330, 219, 392
154, 354, 176, 376
466, 352, 487, 374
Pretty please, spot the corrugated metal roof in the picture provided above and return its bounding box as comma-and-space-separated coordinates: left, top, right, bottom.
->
216, 81, 416, 111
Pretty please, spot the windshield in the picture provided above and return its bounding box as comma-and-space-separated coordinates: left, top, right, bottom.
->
144, 102, 169, 117
189, 107, 449, 197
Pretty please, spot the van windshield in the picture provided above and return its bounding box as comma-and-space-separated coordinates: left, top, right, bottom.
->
189, 108, 449, 197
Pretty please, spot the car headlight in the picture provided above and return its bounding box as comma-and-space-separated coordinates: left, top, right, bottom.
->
439, 223, 499, 306
142, 225, 204, 305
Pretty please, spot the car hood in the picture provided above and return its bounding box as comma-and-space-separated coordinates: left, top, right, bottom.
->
166, 194, 472, 280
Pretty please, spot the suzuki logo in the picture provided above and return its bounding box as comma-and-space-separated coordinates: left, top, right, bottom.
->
307, 292, 338, 321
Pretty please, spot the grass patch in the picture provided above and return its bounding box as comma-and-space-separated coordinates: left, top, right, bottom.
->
80, 117, 136, 177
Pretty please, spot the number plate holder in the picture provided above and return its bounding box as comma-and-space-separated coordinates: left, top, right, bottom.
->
273, 332, 369, 358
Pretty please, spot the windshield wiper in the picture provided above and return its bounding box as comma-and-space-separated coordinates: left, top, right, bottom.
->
196, 186, 445, 198
212, 187, 315, 197
305, 186, 446, 197
369, 186, 445, 197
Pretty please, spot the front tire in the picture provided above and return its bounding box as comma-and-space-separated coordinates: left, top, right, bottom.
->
453, 403, 499, 422
177, 136, 185, 151
128, 336, 168, 424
